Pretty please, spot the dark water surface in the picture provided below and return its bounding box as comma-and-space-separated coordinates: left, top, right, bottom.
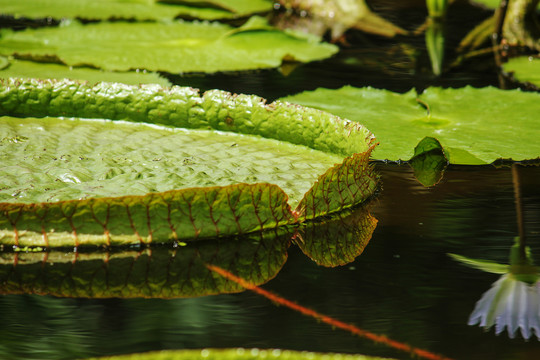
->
1, 164, 540, 360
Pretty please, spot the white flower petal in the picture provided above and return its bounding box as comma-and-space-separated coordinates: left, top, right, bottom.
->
468, 274, 540, 340
469, 275, 511, 328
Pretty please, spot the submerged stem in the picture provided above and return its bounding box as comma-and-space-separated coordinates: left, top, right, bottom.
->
512, 164, 526, 261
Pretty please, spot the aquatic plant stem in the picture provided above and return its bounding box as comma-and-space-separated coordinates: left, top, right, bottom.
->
493, 0, 509, 69
512, 164, 527, 261
206, 264, 454, 360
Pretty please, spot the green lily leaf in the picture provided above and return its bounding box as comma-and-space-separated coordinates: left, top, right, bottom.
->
409, 137, 448, 187
295, 206, 377, 267
503, 55, 540, 89
0, 57, 9, 71
0, 18, 338, 74
0, 229, 291, 298
0, 78, 377, 247
0, 0, 271, 21
156, 0, 272, 15
470, 0, 501, 8
281, 85, 540, 164
0, 58, 171, 86
86, 348, 392, 360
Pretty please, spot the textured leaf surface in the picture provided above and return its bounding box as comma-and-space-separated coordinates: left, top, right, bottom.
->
0, 229, 291, 298
296, 206, 377, 267
0, 116, 340, 206
0, 18, 338, 73
0, 183, 296, 246
282, 85, 540, 164
86, 348, 390, 360
503, 56, 540, 88
0, 58, 171, 86
0, 78, 376, 246
0, 0, 271, 21
296, 146, 377, 220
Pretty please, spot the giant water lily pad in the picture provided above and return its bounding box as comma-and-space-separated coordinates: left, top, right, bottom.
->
503, 55, 540, 88
0, 0, 272, 21
0, 57, 171, 86
0, 78, 377, 247
0, 18, 338, 74
281, 85, 540, 164
86, 348, 391, 360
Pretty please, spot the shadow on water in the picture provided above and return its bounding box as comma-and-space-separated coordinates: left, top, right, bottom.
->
1, 164, 540, 359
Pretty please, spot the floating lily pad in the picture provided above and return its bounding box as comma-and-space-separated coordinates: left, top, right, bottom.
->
156, 0, 272, 15
0, 18, 338, 74
471, 0, 501, 9
281, 85, 540, 164
472, 0, 540, 9
503, 55, 540, 88
0, 78, 377, 247
0, 58, 171, 86
86, 348, 391, 360
0, 0, 272, 21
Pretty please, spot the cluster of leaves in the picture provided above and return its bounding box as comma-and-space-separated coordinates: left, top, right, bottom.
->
0, 0, 339, 82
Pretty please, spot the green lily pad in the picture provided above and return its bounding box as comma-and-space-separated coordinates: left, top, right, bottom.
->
471, 0, 501, 8
0, 78, 377, 247
472, 0, 540, 10
156, 0, 272, 15
281, 85, 540, 164
0, 0, 271, 21
0, 229, 291, 298
503, 55, 540, 88
0, 18, 338, 74
86, 348, 391, 360
0, 58, 171, 86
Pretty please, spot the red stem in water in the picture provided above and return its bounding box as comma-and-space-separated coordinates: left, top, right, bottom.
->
206, 263, 454, 360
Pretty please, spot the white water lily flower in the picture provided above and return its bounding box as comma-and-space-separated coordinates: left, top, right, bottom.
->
450, 239, 540, 341
468, 273, 540, 340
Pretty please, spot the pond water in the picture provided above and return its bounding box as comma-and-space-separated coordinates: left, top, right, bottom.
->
1, 1, 539, 360
1, 164, 540, 360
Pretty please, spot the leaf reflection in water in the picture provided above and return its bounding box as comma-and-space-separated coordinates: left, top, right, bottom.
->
0, 204, 378, 298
